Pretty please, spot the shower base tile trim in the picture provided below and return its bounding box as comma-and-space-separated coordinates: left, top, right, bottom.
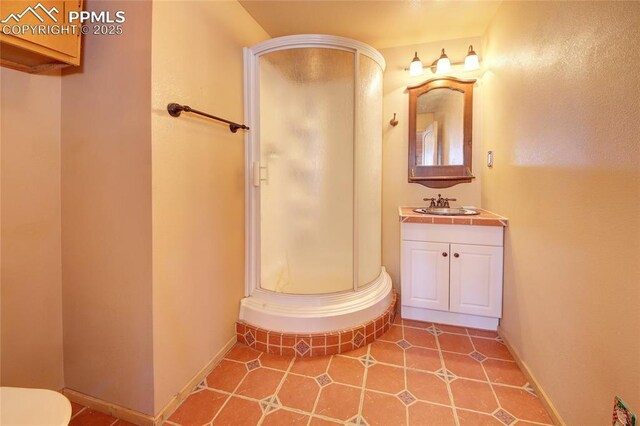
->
237, 293, 398, 357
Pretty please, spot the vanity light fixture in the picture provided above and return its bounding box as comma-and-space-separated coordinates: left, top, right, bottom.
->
409, 51, 424, 76
464, 45, 480, 71
407, 46, 481, 76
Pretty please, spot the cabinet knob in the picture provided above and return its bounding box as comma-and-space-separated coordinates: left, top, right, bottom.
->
453, 253, 460, 258
442, 252, 448, 257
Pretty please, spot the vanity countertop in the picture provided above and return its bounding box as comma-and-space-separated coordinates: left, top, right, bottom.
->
399, 207, 508, 227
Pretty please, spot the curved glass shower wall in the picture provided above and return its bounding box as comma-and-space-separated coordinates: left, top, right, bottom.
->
242, 35, 391, 333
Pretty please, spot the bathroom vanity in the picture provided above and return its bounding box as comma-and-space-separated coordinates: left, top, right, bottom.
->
399, 207, 508, 330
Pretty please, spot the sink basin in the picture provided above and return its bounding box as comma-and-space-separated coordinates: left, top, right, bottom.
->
413, 207, 480, 216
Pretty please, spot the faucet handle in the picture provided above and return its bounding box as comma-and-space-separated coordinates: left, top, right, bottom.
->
423, 197, 437, 208
443, 197, 457, 208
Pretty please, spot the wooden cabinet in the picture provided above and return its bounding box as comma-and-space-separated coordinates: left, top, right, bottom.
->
449, 243, 503, 317
401, 241, 450, 311
0, 1, 83, 73
400, 222, 505, 330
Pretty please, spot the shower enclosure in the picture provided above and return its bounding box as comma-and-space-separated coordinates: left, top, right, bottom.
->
240, 35, 392, 333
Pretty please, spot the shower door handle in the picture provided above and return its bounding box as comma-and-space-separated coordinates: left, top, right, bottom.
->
252, 161, 269, 187
253, 161, 260, 187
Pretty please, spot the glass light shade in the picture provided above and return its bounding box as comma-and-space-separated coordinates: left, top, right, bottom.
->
409, 51, 423, 76
435, 49, 451, 74
464, 45, 480, 71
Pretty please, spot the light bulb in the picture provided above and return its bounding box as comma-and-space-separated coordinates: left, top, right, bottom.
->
435, 48, 451, 74
409, 51, 423, 76
464, 45, 480, 71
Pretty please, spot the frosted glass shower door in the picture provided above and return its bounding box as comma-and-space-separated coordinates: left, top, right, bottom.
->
258, 48, 355, 295
355, 54, 383, 288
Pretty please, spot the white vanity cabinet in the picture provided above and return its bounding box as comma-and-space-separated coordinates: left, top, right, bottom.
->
400, 221, 505, 330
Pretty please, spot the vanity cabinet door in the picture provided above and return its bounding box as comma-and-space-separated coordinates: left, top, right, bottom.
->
449, 244, 503, 317
401, 241, 450, 311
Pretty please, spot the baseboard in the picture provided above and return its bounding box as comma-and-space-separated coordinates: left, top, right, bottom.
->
155, 335, 237, 424
64, 335, 237, 426
63, 389, 155, 426
497, 326, 565, 426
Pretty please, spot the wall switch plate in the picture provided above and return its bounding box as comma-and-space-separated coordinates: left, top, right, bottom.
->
613, 397, 636, 426
487, 151, 494, 168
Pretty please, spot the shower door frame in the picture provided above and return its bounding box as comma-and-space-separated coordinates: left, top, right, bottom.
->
243, 35, 386, 299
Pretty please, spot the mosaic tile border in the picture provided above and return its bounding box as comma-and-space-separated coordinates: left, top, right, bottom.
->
236, 293, 398, 357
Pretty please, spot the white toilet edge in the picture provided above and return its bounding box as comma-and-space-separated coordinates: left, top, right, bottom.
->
0, 387, 72, 426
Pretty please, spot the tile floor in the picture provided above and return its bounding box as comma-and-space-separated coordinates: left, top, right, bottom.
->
69, 402, 135, 426
69, 317, 555, 426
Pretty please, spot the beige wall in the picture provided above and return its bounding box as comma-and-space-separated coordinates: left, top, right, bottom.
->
481, 2, 640, 424
150, 1, 268, 412
380, 37, 483, 287
0, 68, 64, 390
61, 0, 154, 414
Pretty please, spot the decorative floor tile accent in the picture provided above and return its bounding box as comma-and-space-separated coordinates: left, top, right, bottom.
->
76, 315, 555, 426
396, 339, 412, 349
353, 331, 365, 347
359, 354, 377, 367
316, 373, 332, 386
245, 330, 255, 346
259, 395, 281, 414
426, 324, 443, 336
397, 390, 417, 405
435, 368, 458, 383
493, 408, 516, 425
470, 351, 488, 362
295, 339, 311, 356
246, 359, 261, 371
346, 414, 369, 425
524, 382, 536, 395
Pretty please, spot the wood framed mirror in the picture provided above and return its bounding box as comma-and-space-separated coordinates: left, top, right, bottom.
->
408, 77, 475, 188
